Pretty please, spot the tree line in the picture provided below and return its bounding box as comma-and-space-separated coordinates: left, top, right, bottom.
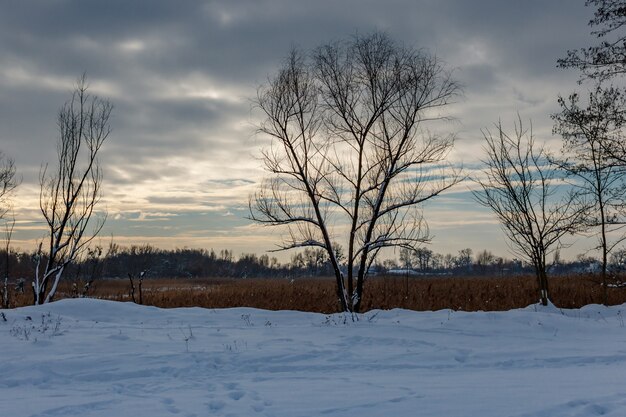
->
0, 243, 615, 288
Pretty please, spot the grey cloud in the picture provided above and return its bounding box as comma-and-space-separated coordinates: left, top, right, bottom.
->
0, 0, 601, 256
146, 196, 212, 206
206, 179, 256, 187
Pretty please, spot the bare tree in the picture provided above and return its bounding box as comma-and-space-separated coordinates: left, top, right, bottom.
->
251, 32, 461, 312
0, 153, 18, 220
33, 76, 112, 305
567, 85, 626, 165
556, 0, 626, 304
475, 249, 496, 274
412, 247, 433, 272
0, 153, 19, 308
126, 244, 154, 304
474, 118, 585, 306
456, 248, 473, 271
399, 247, 414, 270
1, 212, 15, 309
552, 88, 626, 304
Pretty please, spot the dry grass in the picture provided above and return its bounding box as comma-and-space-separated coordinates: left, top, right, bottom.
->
6, 274, 626, 313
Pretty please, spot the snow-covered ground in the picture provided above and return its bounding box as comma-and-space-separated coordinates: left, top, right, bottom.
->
1, 299, 626, 417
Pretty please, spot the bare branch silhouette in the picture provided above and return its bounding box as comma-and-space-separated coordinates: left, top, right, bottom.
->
33, 75, 111, 304
251, 33, 461, 312
474, 117, 586, 306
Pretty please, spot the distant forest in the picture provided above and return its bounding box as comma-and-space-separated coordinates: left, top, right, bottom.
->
0, 244, 616, 283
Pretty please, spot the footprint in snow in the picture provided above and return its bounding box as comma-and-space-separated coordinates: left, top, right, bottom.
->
207, 400, 225, 411
228, 391, 245, 400
223, 382, 238, 390
161, 397, 181, 414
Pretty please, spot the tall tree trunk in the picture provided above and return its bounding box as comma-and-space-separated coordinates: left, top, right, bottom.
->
535, 257, 549, 306
600, 219, 608, 306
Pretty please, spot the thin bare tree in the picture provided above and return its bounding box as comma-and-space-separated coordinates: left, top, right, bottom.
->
0, 153, 19, 308
474, 118, 586, 306
33, 75, 112, 305
251, 32, 461, 312
0, 152, 18, 220
552, 87, 626, 305
1, 212, 15, 309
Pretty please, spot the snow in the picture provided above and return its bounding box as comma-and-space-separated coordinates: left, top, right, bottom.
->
2, 299, 626, 417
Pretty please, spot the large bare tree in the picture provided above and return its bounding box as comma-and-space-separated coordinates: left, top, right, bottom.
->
556, 0, 626, 305
33, 76, 111, 305
474, 119, 585, 306
251, 33, 461, 312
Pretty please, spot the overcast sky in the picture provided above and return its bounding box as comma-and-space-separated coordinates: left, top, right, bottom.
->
0, 0, 598, 260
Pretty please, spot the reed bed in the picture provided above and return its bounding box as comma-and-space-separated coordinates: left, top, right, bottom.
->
5, 274, 626, 313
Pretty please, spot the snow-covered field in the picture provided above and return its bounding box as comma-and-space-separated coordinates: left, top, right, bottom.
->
1, 299, 626, 417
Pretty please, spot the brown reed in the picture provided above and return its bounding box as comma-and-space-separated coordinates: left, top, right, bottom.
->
5, 274, 626, 313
